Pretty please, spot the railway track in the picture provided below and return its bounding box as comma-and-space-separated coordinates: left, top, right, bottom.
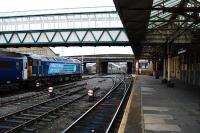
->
0, 85, 93, 133
0, 75, 95, 99
0, 76, 117, 133
62, 75, 132, 133
0, 82, 87, 107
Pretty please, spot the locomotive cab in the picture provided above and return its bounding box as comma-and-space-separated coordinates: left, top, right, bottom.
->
25, 54, 42, 78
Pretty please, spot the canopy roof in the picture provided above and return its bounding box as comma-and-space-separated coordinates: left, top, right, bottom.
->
114, 0, 200, 58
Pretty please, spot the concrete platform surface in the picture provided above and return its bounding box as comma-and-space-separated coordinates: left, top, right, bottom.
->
119, 75, 200, 133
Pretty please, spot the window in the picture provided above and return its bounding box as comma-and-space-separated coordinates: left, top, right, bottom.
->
28, 60, 32, 66
38, 61, 41, 66
16, 62, 20, 70
33, 61, 38, 66
25, 62, 28, 69
0, 61, 12, 69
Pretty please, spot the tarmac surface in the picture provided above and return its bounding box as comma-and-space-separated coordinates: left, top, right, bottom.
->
120, 75, 200, 133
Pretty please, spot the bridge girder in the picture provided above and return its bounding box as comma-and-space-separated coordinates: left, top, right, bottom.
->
0, 28, 129, 47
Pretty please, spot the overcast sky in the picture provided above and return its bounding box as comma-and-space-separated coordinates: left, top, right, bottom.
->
0, 0, 115, 12
0, 0, 133, 56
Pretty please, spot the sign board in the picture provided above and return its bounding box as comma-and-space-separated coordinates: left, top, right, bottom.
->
178, 48, 186, 55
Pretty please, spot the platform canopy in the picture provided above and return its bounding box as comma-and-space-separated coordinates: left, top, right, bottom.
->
114, 0, 200, 59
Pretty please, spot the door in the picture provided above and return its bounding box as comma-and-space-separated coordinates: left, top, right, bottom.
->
22, 58, 28, 80
38, 60, 42, 77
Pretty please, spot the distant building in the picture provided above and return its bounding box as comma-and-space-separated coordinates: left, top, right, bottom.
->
0, 47, 57, 56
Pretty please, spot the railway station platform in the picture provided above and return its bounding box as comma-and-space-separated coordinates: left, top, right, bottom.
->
119, 75, 200, 133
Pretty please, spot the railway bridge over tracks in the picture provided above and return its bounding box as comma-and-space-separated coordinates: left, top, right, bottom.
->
68, 54, 134, 74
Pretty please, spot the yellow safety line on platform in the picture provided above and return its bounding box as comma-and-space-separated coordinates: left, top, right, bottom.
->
117, 78, 136, 133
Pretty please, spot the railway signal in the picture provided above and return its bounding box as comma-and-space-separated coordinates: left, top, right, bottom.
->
88, 89, 94, 102
36, 82, 40, 88
48, 86, 55, 98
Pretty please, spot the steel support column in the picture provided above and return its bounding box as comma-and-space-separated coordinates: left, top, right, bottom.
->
167, 45, 171, 82
155, 61, 159, 79
167, 44, 174, 87
83, 62, 87, 74
96, 59, 101, 74
135, 60, 139, 75
101, 62, 108, 74
162, 57, 167, 83
152, 60, 156, 76
127, 62, 133, 74
163, 58, 166, 79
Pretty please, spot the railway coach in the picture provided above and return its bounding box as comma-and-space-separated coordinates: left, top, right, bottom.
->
0, 51, 28, 91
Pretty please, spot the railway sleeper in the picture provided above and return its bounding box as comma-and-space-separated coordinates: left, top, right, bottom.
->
47, 115, 58, 119
20, 113, 41, 118
42, 118, 52, 122
42, 105, 59, 109
56, 91, 68, 95
50, 101, 65, 105
12, 116, 33, 120
79, 119, 109, 127
53, 112, 64, 116
86, 116, 112, 124
36, 121, 46, 126
86, 128, 107, 133
45, 102, 62, 106
5, 119, 25, 124
0, 120, 19, 126
61, 97, 71, 100
32, 108, 48, 112
68, 88, 86, 95
28, 111, 46, 115
0, 125, 14, 130
39, 106, 53, 109
92, 116, 112, 123
72, 126, 106, 133
58, 110, 68, 113
54, 83, 76, 89
61, 108, 71, 112
23, 127, 37, 132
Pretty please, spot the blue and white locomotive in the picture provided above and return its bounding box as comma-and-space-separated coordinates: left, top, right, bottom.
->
0, 51, 82, 91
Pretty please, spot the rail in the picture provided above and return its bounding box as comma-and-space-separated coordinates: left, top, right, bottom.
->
62, 75, 132, 133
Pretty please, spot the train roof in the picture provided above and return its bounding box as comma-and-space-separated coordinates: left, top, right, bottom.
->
20, 53, 81, 63
25, 53, 45, 60
45, 56, 81, 63
70, 58, 81, 63
0, 50, 27, 59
